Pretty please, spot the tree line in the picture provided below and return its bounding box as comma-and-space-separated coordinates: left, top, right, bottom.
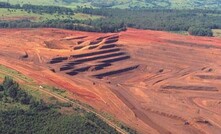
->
0, 19, 126, 33
22, 4, 74, 15
78, 7, 221, 36
1, 2, 221, 35
0, 2, 73, 15
0, 2, 127, 33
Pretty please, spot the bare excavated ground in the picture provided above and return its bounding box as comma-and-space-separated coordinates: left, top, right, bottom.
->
0, 28, 221, 134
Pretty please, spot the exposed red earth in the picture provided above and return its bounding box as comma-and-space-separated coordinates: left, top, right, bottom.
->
0, 28, 221, 134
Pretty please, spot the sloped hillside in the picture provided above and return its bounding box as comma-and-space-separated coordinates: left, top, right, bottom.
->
2, 0, 221, 9
0, 28, 221, 134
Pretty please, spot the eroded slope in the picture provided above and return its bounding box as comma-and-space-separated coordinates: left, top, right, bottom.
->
0, 28, 221, 134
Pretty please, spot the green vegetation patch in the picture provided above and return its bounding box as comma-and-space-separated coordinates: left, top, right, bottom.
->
0, 77, 119, 134
212, 29, 221, 38
0, 110, 119, 134
6, 2, 220, 35
0, 101, 29, 111
0, 65, 33, 82
188, 26, 213, 36
78, 8, 221, 36
0, 8, 101, 22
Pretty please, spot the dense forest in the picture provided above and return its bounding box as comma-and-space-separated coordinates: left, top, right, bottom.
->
1, 2, 221, 36
0, 77, 121, 134
79, 7, 221, 36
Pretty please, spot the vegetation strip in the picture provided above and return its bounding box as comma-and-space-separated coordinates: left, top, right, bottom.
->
1, 2, 221, 36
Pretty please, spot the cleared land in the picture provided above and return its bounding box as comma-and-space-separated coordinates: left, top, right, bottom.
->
0, 28, 221, 134
0, 8, 101, 21
213, 29, 221, 38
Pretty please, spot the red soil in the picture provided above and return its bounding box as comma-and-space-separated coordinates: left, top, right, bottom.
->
0, 28, 221, 134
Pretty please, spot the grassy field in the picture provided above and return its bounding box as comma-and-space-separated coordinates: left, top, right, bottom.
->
212, 29, 221, 38
0, 8, 102, 22
0, 0, 58, 6
0, 64, 33, 82
1, 0, 221, 9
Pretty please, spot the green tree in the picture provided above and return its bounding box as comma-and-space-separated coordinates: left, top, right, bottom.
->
16, 90, 31, 104
2, 76, 14, 90
2, 76, 19, 99
188, 27, 213, 36
0, 85, 3, 91
5, 82, 18, 99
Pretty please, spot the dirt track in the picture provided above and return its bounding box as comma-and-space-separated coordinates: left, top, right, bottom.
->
0, 28, 221, 134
